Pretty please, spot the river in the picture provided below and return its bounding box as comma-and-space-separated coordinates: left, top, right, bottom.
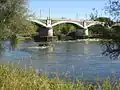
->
0, 40, 120, 81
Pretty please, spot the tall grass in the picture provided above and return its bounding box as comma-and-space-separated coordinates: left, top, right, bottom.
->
0, 64, 120, 90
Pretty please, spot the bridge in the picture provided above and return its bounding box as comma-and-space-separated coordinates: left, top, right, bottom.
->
28, 17, 104, 37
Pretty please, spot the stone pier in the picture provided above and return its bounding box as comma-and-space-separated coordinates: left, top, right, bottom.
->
34, 20, 57, 42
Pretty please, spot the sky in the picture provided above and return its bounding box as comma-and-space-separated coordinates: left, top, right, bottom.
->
29, 0, 109, 20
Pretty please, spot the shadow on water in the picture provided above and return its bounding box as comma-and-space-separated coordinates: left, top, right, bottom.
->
9, 35, 22, 51
0, 38, 19, 58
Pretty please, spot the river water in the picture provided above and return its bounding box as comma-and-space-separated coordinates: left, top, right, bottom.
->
0, 41, 120, 81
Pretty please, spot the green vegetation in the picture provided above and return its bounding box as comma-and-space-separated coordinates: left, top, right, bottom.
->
53, 23, 83, 40
88, 24, 108, 38
0, 0, 120, 89
88, 0, 120, 59
0, 0, 37, 41
89, 8, 98, 21
53, 23, 81, 35
0, 64, 120, 90
0, 0, 38, 50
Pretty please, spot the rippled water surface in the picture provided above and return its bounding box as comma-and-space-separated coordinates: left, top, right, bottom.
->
0, 41, 120, 81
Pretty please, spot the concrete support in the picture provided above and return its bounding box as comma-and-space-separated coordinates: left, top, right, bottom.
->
83, 21, 89, 36
46, 18, 53, 36
48, 26, 53, 36
38, 26, 53, 37
85, 28, 89, 36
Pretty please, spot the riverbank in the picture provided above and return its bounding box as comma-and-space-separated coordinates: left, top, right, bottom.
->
57, 39, 102, 42
19, 35, 111, 43
0, 64, 120, 90
53, 38, 112, 44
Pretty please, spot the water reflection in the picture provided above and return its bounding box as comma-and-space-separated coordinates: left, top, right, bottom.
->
38, 42, 55, 53
0, 41, 120, 81
0, 42, 5, 56
8, 35, 22, 51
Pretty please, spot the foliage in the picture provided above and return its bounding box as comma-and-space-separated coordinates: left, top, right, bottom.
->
88, 24, 108, 37
100, 0, 120, 59
88, 17, 112, 38
105, 0, 120, 21
0, 0, 37, 41
0, 64, 120, 90
95, 17, 114, 27
89, 0, 120, 59
100, 25, 120, 59
89, 8, 99, 20
53, 23, 81, 36
88, 20, 120, 58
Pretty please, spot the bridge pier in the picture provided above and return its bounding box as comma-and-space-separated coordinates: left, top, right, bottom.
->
46, 18, 54, 37
34, 25, 57, 42
47, 26, 53, 37
85, 28, 89, 36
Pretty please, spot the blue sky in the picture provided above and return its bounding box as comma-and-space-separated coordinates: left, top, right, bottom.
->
29, 0, 109, 19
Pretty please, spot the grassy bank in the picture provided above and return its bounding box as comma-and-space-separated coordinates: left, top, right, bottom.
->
0, 64, 120, 90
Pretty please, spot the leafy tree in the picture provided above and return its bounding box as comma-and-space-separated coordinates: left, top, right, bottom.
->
88, 24, 108, 38
0, 0, 37, 41
95, 17, 110, 22
95, 17, 114, 26
105, 0, 120, 21
69, 25, 77, 32
101, 0, 120, 59
89, 8, 98, 20
88, 16, 111, 38
88, 0, 120, 59
53, 23, 78, 36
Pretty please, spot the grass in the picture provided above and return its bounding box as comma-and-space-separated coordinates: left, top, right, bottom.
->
0, 64, 120, 90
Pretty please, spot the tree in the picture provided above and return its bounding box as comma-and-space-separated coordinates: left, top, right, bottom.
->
53, 23, 78, 36
0, 0, 37, 41
101, 0, 120, 59
105, 0, 120, 21
95, 17, 114, 26
89, 0, 120, 59
88, 24, 109, 38
88, 16, 112, 38
89, 8, 98, 20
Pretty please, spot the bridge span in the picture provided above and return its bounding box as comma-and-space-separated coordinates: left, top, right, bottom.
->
28, 18, 104, 37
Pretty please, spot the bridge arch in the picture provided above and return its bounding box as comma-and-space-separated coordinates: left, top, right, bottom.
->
111, 24, 120, 27
29, 19, 47, 27
51, 21, 84, 29
84, 22, 104, 28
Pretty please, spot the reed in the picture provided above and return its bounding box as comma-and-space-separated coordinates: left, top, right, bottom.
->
0, 64, 119, 90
